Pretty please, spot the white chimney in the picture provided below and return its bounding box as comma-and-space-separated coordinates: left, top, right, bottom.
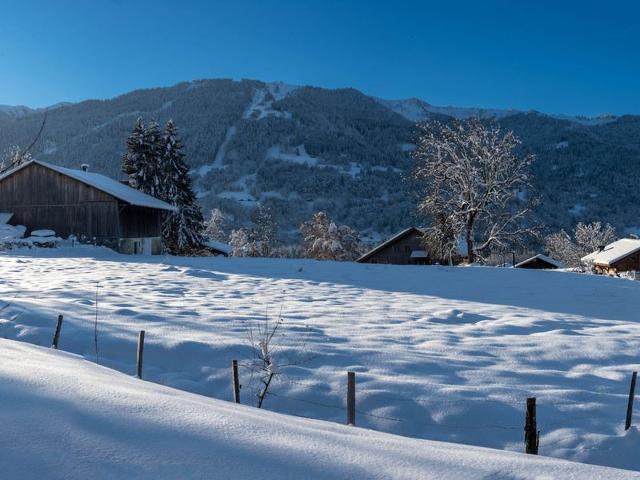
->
81, 164, 89, 172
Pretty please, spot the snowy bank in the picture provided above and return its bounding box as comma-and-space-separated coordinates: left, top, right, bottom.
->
0, 339, 635, 480
2, 248, 640, 472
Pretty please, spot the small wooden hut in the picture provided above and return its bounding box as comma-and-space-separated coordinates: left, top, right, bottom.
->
357, 227, 428, 265
581, 238, 640, 276
514, 254, 563, 270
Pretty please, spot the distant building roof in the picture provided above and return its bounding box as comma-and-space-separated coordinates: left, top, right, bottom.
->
515, 254, 563, 269
205, 239, 231, 255
357, 227, 425, 263
0, 160, 177, 212
581, 238, 640, 266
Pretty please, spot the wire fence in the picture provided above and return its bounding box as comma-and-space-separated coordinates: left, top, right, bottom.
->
1, 295, 636, 458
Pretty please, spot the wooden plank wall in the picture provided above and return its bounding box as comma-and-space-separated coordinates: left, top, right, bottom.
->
0, 163, 122, 239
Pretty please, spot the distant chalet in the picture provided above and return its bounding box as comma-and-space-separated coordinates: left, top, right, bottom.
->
582, 238, 640, 276
357, 227, 429, 265
0, 160, 177, 254
514, 254, 563, 270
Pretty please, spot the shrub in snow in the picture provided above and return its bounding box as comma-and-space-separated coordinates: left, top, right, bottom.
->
299, 211, 360, 261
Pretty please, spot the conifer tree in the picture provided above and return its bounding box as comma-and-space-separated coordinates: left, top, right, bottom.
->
161, 120, 204, 253
122, 118, 165, 199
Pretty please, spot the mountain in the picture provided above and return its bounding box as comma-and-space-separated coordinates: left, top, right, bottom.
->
0, 78, 639, 243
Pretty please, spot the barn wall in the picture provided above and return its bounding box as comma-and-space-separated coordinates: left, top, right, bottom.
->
363, 231, 426, 265
0, 163, 122, 239
119, 206, 164, 238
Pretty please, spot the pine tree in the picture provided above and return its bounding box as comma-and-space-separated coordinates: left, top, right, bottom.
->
161, 120, 204, 253
122, 118, 165, 199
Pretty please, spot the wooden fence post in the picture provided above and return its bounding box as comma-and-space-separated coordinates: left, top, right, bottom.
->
626, 371, 637, 431
51, 315, 63, 349
347, 371, 356, 426
232, 359, 241, 404
524, 397, 539, 454
136, 330, 145, 379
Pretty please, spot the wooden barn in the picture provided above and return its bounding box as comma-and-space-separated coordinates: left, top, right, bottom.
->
357, 227, 429, 265
514, 254, 563, 270
581, 238, 640, 276
0, 160, 177, 254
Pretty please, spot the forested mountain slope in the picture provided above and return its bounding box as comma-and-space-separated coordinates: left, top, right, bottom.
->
1, 78, 638, 241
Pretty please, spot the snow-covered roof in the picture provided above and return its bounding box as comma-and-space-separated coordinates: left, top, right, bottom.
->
357, 227, 425, 262
515, 254, 563, 269
0, 160, 177, 212
205, 239, 231, 255
581, 238, 640, 266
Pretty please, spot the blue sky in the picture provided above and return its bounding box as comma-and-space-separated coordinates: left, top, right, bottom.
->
1, 0, 638, 116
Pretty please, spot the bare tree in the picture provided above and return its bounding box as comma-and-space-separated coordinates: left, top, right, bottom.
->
243, 308, 315, 409
411, 119, 537, 263
228, 204, 277, 257
203, 208, 228, 242
545, 221, 617, 267
299, 211, 360, 261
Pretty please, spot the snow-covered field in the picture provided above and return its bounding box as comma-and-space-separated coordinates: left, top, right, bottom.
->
2, 247, 640, 475
3, 339, 635, 479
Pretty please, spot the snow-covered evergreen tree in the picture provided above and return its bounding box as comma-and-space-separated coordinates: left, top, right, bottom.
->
203, 208, 228, 242
299, 211, 360, 261
122, 118, 165, 199
161, 120, 204, 253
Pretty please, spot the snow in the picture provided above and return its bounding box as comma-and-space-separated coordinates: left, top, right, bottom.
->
30, 229, 56, 238
205, 239, 232, 255
0, 160, 177, 212
3, 249, 640, 473
569, 203, 586, 215
243, 82, 298, 120
267, 144, 319, 166
0, 223, 26, 240
0, 212, 12, 224
582, 238, 640, 266
0, 339, 634, 480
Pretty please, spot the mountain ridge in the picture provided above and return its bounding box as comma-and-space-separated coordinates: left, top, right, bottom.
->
1, 78, 639, 243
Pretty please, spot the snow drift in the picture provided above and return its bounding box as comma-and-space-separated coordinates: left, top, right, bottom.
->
0, 339, 635, 480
